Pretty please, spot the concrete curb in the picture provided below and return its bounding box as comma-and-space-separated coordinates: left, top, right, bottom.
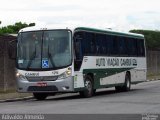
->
0, 96, 33, 103
146, 79, 160, 82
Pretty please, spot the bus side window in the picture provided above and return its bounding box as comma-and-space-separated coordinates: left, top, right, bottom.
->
95, 34, 106, 55
127, 38, 137, 56
95, 34, 101, 55
137, 39, 145, 57
84, 32, 96, 55
133, 38, 138, 56
113, 36, 118, 56
107, 35, 114, 56
118, 37, 127, 56
102, 35, 107, 55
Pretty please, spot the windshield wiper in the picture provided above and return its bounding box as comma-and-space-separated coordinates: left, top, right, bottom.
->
26, 46, 37, 69
48, 44, 55, 68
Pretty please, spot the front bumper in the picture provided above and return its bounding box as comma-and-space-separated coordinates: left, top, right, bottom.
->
17, 76, 74, 93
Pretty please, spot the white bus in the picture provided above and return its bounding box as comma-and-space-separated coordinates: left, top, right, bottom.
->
10, 26, 146, 100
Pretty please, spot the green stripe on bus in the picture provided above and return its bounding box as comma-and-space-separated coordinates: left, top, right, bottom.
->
83, 68, 134, 89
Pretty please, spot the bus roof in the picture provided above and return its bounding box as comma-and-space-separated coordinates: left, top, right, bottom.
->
19, 26, 144, 39
74, 27, 144, 39
19, 26, 73, 32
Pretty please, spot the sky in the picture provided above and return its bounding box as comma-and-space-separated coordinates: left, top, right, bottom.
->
0, 0, 160, 32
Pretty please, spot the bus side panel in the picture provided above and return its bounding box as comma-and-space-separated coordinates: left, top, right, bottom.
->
99, 71, 126, 85
80, 56, 146, 89
130, 69, 147, 84
81, 56, 133, 89
131, 57, 147, 84
74, 71, 85, 89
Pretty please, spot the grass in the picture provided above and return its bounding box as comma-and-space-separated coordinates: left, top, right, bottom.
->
0, 88, 16, 94
0, 88, 32, 100
147, 73, 160, 80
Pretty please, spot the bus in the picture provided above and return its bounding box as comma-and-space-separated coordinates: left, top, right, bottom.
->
9, 26, 146, 100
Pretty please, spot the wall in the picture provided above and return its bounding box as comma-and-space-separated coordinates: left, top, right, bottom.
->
0, 35, 16, 91
147, 50, 160, 75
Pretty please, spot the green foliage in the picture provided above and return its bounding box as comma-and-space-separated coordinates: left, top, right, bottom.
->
0, 22, 35, 35
29, 23, 35, 26
130, 29, 160, 49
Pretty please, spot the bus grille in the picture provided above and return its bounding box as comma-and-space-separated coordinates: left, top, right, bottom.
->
26, 76, 58, 82
28, 86, 58, 92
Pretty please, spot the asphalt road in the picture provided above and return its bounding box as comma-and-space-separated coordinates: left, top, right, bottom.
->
0, 80, 160, 114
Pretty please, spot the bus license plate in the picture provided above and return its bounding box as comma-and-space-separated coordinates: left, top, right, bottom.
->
37, 82, 47, 87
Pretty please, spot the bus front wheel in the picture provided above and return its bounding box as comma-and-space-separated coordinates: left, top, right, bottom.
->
33, 93, 48, 100
79, 76, 94, 98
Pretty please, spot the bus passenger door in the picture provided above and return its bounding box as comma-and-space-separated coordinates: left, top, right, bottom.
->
74, 32, 84, 71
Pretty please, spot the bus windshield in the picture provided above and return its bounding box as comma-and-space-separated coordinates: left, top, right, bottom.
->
17, 30, 72, 70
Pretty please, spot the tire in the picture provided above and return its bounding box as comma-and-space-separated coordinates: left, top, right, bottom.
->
79, 76, 94, 98
33, 93, 48, 100
115, 86, 123, 92
93, 89, 96, 95
115, 72, 131, 92
122, 72, 131, 91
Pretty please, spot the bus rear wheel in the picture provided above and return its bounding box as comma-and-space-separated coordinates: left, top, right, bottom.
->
33, 93, 48, 100
115, 72, 131, 92
79, 76, 94, 98
123, 72, 131, 91
115, 86, 123, 92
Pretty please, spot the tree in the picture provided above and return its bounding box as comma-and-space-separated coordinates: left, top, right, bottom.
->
0, 22, 35, 35
130, 29, 160, 50
29, 23, 35, 26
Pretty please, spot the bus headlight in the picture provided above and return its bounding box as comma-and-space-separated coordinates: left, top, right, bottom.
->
58, 69, 72, 80
16, 72, 27, 80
